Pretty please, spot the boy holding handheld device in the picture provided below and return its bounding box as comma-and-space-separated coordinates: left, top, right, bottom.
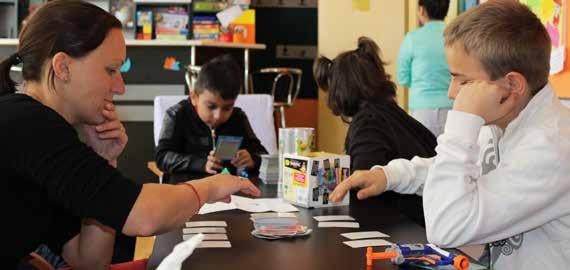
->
156, 55, 267, 183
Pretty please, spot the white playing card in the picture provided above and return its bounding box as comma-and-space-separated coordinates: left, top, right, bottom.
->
183, 234, 228, 241
343, 239, 393, 248
197, 241, 232, 248
185, 221, 228, 227
341, 231, 390, 240
318, 222, 360, 228
313, 215, 355, 222
183, 227, 227, 234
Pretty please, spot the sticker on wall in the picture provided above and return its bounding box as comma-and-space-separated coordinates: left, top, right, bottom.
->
520, 0, 566, 74
352, 0, 370, 12
163, 57, 181, 71
120, 58, 132, 73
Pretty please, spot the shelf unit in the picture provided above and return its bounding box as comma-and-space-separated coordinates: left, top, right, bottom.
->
1, 38, 266, 92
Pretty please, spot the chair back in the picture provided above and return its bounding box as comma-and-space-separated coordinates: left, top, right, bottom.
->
153, 94, 277, 155
248, 67, 302, 107
184, 65, 202, 92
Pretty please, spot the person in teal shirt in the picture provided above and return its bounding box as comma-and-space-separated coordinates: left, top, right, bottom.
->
397, 0, 452, 137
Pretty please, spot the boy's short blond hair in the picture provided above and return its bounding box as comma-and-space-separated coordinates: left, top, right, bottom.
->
444, 0, 550, 95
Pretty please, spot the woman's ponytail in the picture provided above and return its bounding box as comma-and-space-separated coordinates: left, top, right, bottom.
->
313, 56, 333, 91
0, 53, 22, 96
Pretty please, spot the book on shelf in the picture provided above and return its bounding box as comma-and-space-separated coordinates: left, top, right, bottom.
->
135, 10, 153, 40
155, 9, 189, 40
193, 0, 228, 12
192, 15, 219, 40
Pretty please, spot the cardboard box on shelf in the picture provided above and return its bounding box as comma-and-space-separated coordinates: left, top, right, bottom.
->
230, 9, 255, 43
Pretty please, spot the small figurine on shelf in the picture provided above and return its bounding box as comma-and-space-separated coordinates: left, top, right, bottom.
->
111, 0, 135, 28
136, 10, 153, 40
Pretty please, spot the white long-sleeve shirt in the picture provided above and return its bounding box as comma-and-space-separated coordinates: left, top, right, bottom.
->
378, 84, 570, 269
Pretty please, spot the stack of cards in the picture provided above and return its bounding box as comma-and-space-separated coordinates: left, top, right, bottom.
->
183, 221, 231, 248
250, 212, 312, 240
341, 231, 392, 248
259, 154, 279, 184
312, 215, 392, 248
313, 215, 360, 228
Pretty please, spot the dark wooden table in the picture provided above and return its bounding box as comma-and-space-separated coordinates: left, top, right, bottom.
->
147, 181, 428, 270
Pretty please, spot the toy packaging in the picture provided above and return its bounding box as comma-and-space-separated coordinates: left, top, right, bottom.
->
282, 152, 350, 208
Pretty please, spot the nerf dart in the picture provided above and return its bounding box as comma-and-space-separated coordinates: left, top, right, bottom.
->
366, 244, 470, 270
366, 247, 397, 266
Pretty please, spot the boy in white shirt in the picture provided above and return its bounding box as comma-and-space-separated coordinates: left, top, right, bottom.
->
330, 1, 570, 269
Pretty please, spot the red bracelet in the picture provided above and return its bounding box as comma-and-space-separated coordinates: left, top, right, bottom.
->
178, 182, 203, 208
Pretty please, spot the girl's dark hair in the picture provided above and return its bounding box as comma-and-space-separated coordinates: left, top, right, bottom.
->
195, 54, 243, 100
419, 0, 450, 21
0, 0, 122, 96
313, 36, 396, 122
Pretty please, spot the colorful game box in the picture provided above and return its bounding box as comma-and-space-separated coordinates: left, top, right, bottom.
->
230, 9, 255, 43
282, 152, 350, 208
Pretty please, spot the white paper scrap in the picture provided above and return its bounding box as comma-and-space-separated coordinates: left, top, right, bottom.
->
255, 198, 299, 212
197, 241, 232, 248
185, 221, 227, 228
343, 239, 393, 248
318, 222, 360, 228
216, 5, 243, 28
313, 215, 355, 222
341, 231, 390, 240
156, 233, 203, 270
198, 202, 237, 215
198, 196, 299, 214
183, 227, 227, 234
231, 195, 270, 212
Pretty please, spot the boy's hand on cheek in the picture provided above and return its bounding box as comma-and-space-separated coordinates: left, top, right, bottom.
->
231, 150, 254, 169
205, 150, 223, 174
453, 81, 515, 124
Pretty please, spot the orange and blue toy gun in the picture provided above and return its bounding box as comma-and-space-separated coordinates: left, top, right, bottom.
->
366, 243, 470, 270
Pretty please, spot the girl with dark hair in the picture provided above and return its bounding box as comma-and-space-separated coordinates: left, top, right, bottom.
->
313, 37, 437, 225
0, 1, 259, 268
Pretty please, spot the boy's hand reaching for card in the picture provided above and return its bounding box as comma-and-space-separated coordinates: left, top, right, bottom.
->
231, 149, 254, 169
205, 150, 223, 174
329, 169, 387, 202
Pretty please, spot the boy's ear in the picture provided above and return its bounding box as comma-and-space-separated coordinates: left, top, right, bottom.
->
190, 90, 198, 106
504, 71, 527, 98
52, 52, 72, 82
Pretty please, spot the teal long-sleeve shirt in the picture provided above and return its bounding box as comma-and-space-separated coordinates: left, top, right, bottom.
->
397, 21, 453, 110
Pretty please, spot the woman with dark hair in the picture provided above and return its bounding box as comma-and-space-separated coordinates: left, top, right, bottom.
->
313, 37, 437, 225
0, 1, 259, 268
